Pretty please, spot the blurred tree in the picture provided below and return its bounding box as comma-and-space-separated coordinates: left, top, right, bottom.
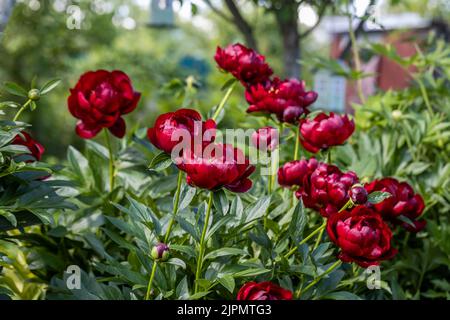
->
201, 0, 337, 78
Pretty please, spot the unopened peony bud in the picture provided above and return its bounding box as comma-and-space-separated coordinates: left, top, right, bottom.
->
349, 185, 368, 205
28, 89, 41, 101
151, 243, 170, 261
392, 110, 402, 120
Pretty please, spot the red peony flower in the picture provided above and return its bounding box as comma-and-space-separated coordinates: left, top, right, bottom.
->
251, 126, 279, 152
12, 131, 45, 162
299, 112, 355, 153
245, 78, 317, 124
68, 70, 141, 139
147, 108, 216, 154
296, 162, 359, 217
327, 205, 398, 268
277, 158, 318, 187
237, 282, 292, 300
214, 43, 273, 86
176, 143, 255, 193
365, 178, 426, 232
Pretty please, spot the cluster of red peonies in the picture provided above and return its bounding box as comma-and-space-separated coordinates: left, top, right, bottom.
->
68, 70, 141, 139
237, 281, 292, 300
214, 43, 273, 86
12, 131, 45, 162
251, 126, 279, 152
215, 43, 317, 124
278, 158, 426, 267
327, 206, 398, 267
365, 178, 426, 232
299, 112, 355, 153
147, 108, 255, 193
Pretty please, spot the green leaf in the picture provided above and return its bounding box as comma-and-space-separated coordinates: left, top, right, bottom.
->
3, 82, 28, 97
204, 247, 246, 260
176, 276, 189, 299
397, 215, 416, 228
177, 183, 196, 211
221, 78, 237, 91
367, 191, 391, 204
0, 101, 20, 108
213, 189, 229, 215
218, 274, 235, 293
321, 291, 362, 300
30, 101, 37, 111
0, 210, 17, 227
288, 200, 306, 243
166, 258, 186, 269
148, 151, 172, 172
229, 196, 243, 219
189, 291, 211, 300
233, 268, 271, 278
40, 78, 61, 95
244, 196, 271, 222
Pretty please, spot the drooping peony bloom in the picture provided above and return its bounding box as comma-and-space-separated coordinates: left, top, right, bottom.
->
176, 143, 255, 193
245, 78, 317, 124
251, 126, 279, 152
299, 112, 355, 153
237, 282, 292, 300
214, 43, 273, 86
365, 178, 426, 232
68, 70, 141, 139
296, 162, 359, 217
327, 205, 398, 268
277, 158, 318, 187
12, 131, 45, 162
147, 108, 216, 154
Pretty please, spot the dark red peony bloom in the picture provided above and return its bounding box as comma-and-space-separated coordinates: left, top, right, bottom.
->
365, 178, 426, 232
68, 70, 141, 139
12, 131, 45, 162
245, 78, 317, 124
176, 143, 255, 193
296, 163, 359, 217
299, 112, 355, 153
147, 109, 216, 154
277, 158, 318, 187
237, 282, 292, 300
214, 43, 273, 86
327, 205, 398, 268
251, 126, 279, 152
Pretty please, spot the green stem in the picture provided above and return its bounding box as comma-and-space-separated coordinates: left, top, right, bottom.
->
12, 99, 31, 122
194, 192, 214, 293
104, 129, 115, 191
300, 260, 342, 296
294, 126, 300, 161
327, 149, 332, 164
416, 77, 433, 114
144, 170, 184, 300
313, 219, 326, 250
164, 170, 184, 243
212, 81, 236, 121
145, 262, 158, 300
284, 221, 327, 259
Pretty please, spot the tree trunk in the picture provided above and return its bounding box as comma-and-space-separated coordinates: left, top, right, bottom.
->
224, 0, 258, 50
275, 3, 301, 79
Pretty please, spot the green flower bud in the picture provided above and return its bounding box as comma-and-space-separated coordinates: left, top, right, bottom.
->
392, 110, 402, 120
28, 89, 41, 101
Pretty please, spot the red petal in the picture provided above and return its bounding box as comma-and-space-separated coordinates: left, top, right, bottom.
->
108, 117, 126, 138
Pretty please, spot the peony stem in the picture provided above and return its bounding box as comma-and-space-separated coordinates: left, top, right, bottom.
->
212, 81, 236, 121
313, 218, 327, 250
284, 220, 327, 259
299, 260, 342, 296
293, 125, 300, 161
164, 170, 184, 243
104, 129, 115, 191
144, 170, 183, 300
194, 191, 214, 293
12, 99, 31, 122
145, 262, 158, 300
327, 149, 332, 164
